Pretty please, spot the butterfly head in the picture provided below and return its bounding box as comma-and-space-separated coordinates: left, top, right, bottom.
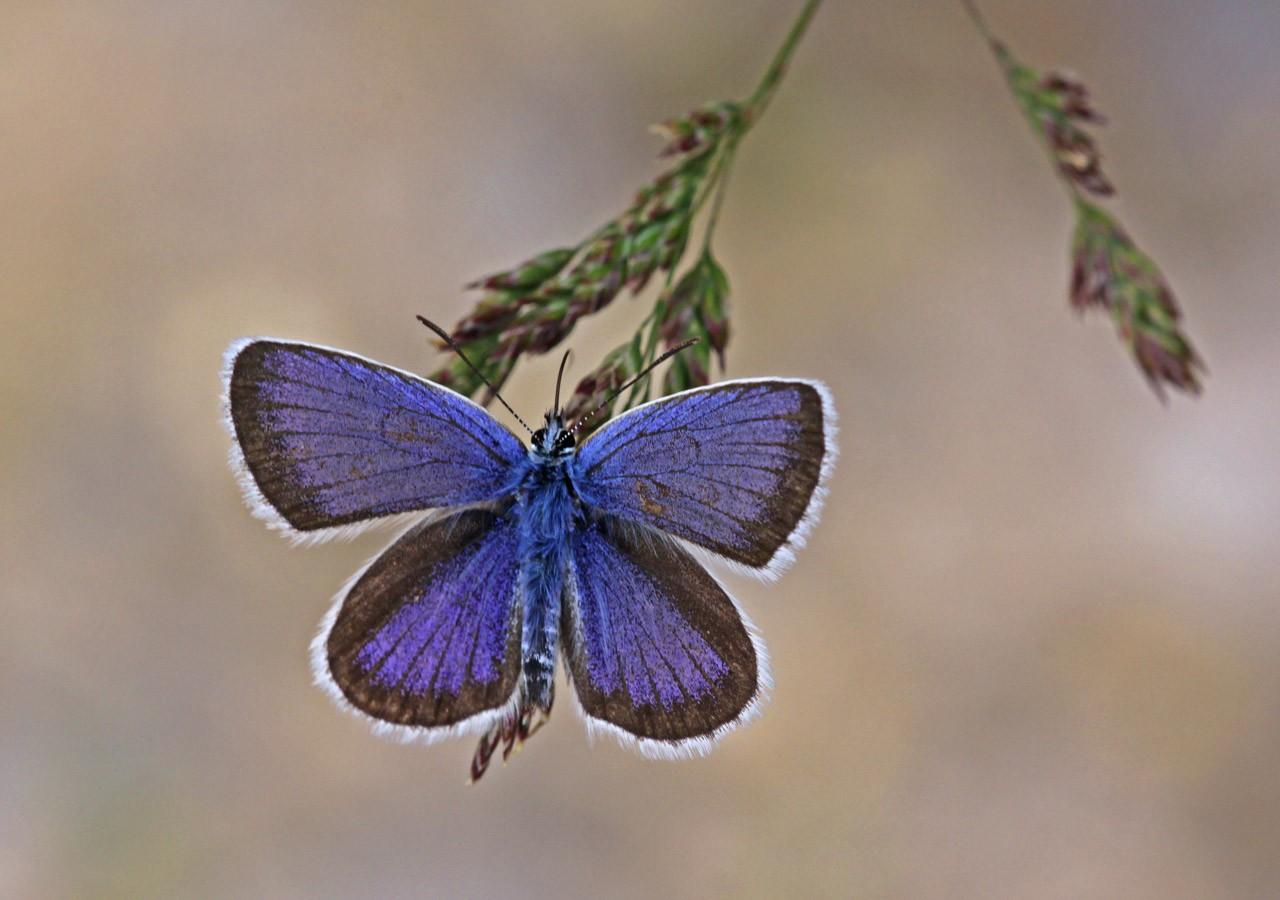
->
532, 412, 575, 458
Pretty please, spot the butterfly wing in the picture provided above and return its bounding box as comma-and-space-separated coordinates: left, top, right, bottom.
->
562, 517, 766, 756
223, 339, 525, 540
571, 379, 836, 577
315, 508, 523, 738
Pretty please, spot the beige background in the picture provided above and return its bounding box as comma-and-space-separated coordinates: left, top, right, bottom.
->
4, 2, 1278, 897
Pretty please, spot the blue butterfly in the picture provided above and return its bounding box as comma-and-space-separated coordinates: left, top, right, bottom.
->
222, 320, 836, 779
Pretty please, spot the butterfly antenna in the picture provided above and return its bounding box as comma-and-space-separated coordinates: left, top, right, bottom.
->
417, 316, 534, 435
568, 338, 698, 437
553, 349, 574, 415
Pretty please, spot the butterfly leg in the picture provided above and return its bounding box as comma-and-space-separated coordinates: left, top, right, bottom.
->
468, 682, 555, 782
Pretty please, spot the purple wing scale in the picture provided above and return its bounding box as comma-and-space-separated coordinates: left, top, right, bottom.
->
563, 517, 762, 754
224, 339, 524, 535
571, 379, 834, 573
318, 509, 523, 733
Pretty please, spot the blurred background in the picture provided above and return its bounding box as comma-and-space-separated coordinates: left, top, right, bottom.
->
3, 1, 1278, 897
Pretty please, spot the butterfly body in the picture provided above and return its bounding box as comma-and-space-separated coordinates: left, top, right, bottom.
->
514, 414, 579, 714
223, 338, 836, 773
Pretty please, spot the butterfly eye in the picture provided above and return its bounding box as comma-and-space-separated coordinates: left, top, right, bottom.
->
531, 428, 547, 448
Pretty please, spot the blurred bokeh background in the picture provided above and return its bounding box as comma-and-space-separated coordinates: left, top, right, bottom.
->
3, 1, 1278, 897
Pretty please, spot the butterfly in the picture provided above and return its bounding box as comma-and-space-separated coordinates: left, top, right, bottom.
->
222, 319, 836, 780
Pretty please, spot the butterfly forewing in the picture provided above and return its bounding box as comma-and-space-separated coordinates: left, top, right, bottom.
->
320, 509, 523, 733
225, 339, 525, 535
562, 517, 762, 754
571, 379, 834, 574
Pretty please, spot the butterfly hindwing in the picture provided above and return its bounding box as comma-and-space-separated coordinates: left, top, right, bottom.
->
317, 508, 523, 736
223, 339, 525, 538
571, 379, 835, 575
562, 517, 764, 756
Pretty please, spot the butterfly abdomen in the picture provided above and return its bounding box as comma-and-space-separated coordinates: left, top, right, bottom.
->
517, 459, 576, 712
